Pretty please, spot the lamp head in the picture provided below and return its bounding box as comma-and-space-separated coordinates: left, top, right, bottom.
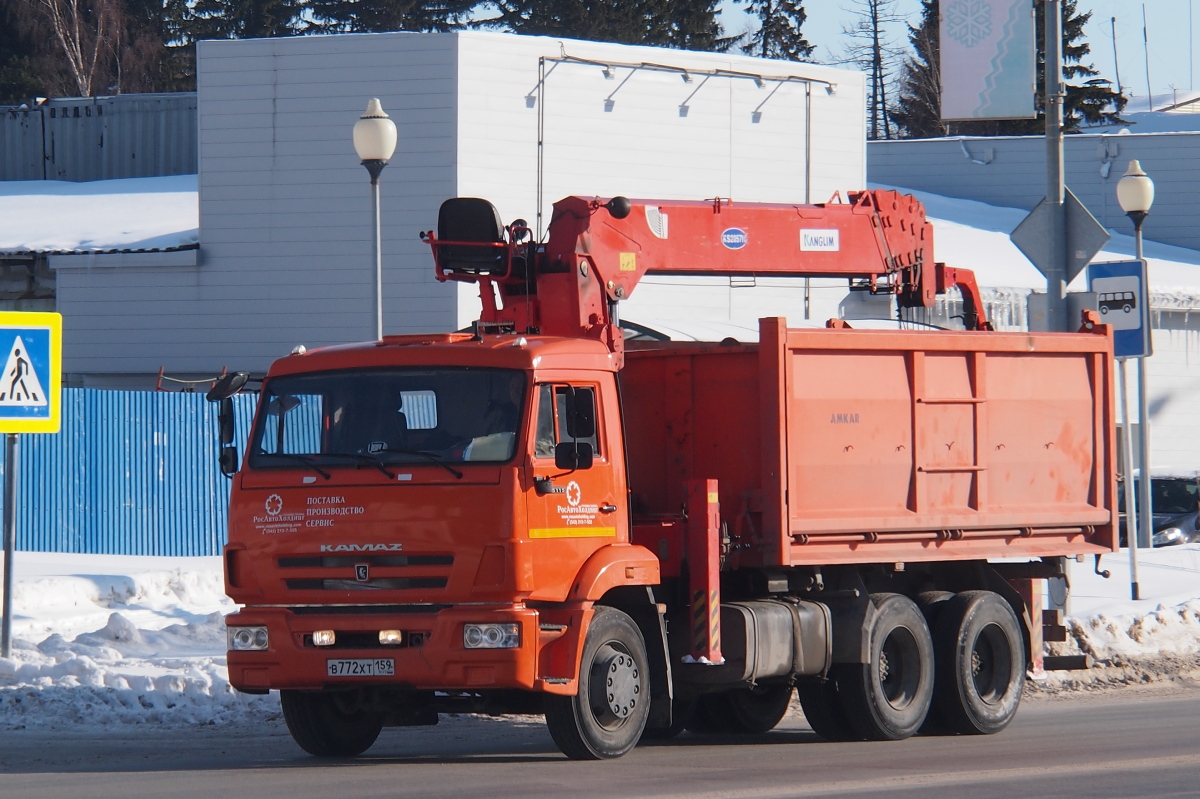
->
353, 98, 398, 163
1116, 159, 1154, 215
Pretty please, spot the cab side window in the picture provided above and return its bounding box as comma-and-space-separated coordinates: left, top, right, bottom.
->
534, 384, 599, 459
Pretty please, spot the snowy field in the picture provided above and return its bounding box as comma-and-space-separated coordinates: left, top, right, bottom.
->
0, 547, 1198, 729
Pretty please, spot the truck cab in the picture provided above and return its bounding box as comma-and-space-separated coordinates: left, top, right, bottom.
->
222, 333, 660, 728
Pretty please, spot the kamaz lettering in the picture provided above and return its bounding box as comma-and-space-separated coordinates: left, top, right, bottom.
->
319, 543, 404, 553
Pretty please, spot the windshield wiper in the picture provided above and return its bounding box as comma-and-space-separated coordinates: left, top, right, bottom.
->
323, 452, 397, 480
257, 453, 331, 480
372, 449, 464, 480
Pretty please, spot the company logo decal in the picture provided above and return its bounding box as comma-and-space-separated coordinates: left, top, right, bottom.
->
830, 413, 860, 424
800, 229, 840, 252
355, 563, 370, 581
566, 480, 582, 507
319, 543, 404, 553
721, 228, 748, 250
264, 494, 283, 515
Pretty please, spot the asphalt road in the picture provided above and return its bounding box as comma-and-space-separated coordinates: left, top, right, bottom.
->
2, 685, 1199, 799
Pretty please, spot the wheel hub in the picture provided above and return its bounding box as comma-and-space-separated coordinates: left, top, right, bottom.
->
596, 649, 640, 720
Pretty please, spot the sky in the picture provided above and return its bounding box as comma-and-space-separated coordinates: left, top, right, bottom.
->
719, 1, 1200, 106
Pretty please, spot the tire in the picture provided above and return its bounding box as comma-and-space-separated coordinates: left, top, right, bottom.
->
915, 591, 955, 734
838, 593, 935, 741
932, 590, 1025, 735
796, 675, 860, 742
544, 607, 650, 759
726, 684, 793, 733
686, 685, 792, 735
640, 696, 695, 741
280, 690, 384, 757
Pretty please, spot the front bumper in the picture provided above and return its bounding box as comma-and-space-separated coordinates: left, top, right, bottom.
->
226, 604, 585, 695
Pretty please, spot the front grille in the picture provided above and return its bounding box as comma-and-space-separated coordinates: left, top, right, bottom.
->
288, 604, 449, 615
279, 554, 453, 568
303, 630, 431, 650
278, 552, 454, 593
285, 577, 448, 591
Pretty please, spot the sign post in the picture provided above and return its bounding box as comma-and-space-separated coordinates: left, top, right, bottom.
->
0, 311, 62, 659
1088, 261, 1149, 600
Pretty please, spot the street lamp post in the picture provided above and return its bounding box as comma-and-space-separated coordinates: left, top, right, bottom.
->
1116, 159, 1155, 601
353, 98, 398, 340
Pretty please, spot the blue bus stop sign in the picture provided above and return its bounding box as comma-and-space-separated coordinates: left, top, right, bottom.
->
1088, 260, 1150, 359
0, 311, 62, 434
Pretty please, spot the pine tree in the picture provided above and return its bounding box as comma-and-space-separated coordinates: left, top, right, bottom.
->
890, 0, 942, 138
737, 0, 813, 61
0, 0, 47, 103
484, 0, 734, 52
307, 0, 477, 33
894, 0, 1127, 137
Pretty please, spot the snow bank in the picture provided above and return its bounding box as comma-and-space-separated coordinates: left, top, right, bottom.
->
0, 548, 1197, 729
0, 556, 279, 729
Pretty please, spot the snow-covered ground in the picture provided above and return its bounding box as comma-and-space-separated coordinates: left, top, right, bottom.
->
0, 547, 1197, 729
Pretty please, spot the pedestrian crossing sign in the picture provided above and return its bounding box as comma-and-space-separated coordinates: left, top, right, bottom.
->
0, 312, 61, 434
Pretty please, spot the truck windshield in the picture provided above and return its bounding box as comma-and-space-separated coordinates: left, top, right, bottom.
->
248, 368, 526, 469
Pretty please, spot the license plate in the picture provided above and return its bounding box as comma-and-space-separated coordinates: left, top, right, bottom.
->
326, 658, 395, 677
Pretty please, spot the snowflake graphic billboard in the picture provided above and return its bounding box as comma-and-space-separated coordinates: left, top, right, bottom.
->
940, 0, 1036, 121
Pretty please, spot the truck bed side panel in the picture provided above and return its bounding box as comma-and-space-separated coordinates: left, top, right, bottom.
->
623, 321, 1117, 567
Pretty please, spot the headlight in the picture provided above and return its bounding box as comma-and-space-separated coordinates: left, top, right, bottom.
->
311, 629, 336, 647
228, 626, 269, 651
379, 629, 404, 645
1152, 527, 1185, 546
463, 623, 520, 649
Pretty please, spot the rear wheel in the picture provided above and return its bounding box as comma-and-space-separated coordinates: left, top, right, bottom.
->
932, 591, 1025, 735
280, 690, 384, 757
796, 675, 859, 741
687, 684, 793, 735
839, 593, 935, 741
544, 607, 650, 759
726, 684, 793, 733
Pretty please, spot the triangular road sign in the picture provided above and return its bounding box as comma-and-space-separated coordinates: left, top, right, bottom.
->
0, 334, 47, 406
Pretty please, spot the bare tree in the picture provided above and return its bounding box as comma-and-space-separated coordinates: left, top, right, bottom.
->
840, 0, 904, 139
16, 0, 123, 96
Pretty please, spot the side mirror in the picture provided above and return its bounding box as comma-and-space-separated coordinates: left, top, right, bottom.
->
555, 441, 593, 471
219, 397, 235, 445
207, 372, 250, 402
564, 387, 596, 439
219, 446, 239, 477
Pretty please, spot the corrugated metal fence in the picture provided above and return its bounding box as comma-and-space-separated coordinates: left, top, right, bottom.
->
1, 93, 197, 182
0, 389, 254, 555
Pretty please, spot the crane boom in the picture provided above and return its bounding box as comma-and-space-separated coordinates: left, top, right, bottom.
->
422, 190, 991, 366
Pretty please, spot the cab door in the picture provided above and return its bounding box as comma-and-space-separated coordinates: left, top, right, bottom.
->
524, 377, 626, 601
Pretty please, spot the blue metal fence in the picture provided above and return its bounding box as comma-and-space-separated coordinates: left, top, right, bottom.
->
0, 389, 255, 556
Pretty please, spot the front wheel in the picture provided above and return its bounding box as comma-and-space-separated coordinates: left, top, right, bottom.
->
280, 690, 384, 757
544, 606, 650, 759
932, 590, 1025, 735
838, 593, 935, 741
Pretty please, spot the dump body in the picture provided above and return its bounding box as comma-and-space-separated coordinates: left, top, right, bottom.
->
622, 318, 1117, 567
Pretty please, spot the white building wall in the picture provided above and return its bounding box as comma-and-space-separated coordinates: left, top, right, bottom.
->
454, 32, 866, 330
56, 31, 865, 377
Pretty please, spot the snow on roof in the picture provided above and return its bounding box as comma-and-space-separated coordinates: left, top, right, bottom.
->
0, 174, 198, 255
874, 184, 1200, 306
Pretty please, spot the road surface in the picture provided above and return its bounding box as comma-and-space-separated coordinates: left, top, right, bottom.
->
2, 684, 1198, 798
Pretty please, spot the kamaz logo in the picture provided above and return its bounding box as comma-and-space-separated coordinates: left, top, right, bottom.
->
319, 543, 404, 553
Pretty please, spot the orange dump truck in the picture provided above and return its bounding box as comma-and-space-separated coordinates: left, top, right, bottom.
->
209, 191, 1116, 759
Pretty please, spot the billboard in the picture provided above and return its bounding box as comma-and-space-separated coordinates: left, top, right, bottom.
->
940, 0, 1036, 121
